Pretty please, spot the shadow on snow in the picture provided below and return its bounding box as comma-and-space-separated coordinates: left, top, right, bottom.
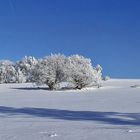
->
11, 86, 75, 91
11, 87, 50, 91
0, 106, 140, 125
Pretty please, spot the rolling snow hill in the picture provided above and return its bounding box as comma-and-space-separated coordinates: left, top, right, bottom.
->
0, 79, 140, 140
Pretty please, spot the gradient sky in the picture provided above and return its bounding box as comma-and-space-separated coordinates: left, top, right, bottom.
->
0, 0, 140, 78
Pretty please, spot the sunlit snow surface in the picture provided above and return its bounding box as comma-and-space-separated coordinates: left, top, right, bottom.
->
0, 79, 140, 140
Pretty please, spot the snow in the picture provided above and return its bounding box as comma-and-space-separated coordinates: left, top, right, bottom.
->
0, 79, 140, 140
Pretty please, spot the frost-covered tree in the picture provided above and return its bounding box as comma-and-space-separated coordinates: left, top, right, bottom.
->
32, 54, 103, 90
93, 64, 103, 88
15, 56, 38, 82
67, 55, 96, 89
15, 68, 26, 83
0, 60, 17, 83
32, 54, 68, 90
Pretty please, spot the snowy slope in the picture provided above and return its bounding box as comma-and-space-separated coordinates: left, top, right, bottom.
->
0, 79, 140, 140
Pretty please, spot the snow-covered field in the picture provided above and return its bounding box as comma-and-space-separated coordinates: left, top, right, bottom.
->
0, 79, 140, 140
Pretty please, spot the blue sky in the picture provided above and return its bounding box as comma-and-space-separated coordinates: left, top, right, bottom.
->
0, 0, 140, 78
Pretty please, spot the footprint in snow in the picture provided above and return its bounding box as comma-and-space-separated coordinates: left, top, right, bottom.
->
39, 131, 58, 138
48, 133, 58, 138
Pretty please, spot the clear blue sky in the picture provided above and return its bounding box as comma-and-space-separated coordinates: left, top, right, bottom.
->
0, 0, 140, 78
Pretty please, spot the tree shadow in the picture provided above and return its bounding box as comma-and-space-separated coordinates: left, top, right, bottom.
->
11, 87, 50, 91
11, 87, 76, 91
0, 106, 140, 125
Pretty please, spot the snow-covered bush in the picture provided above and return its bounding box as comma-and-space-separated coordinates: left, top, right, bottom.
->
15, 56, 38, 82
102, 76, 110, 81
67, 55, 96, 89
0, 60, 17, 83
32, 54, 68, 90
